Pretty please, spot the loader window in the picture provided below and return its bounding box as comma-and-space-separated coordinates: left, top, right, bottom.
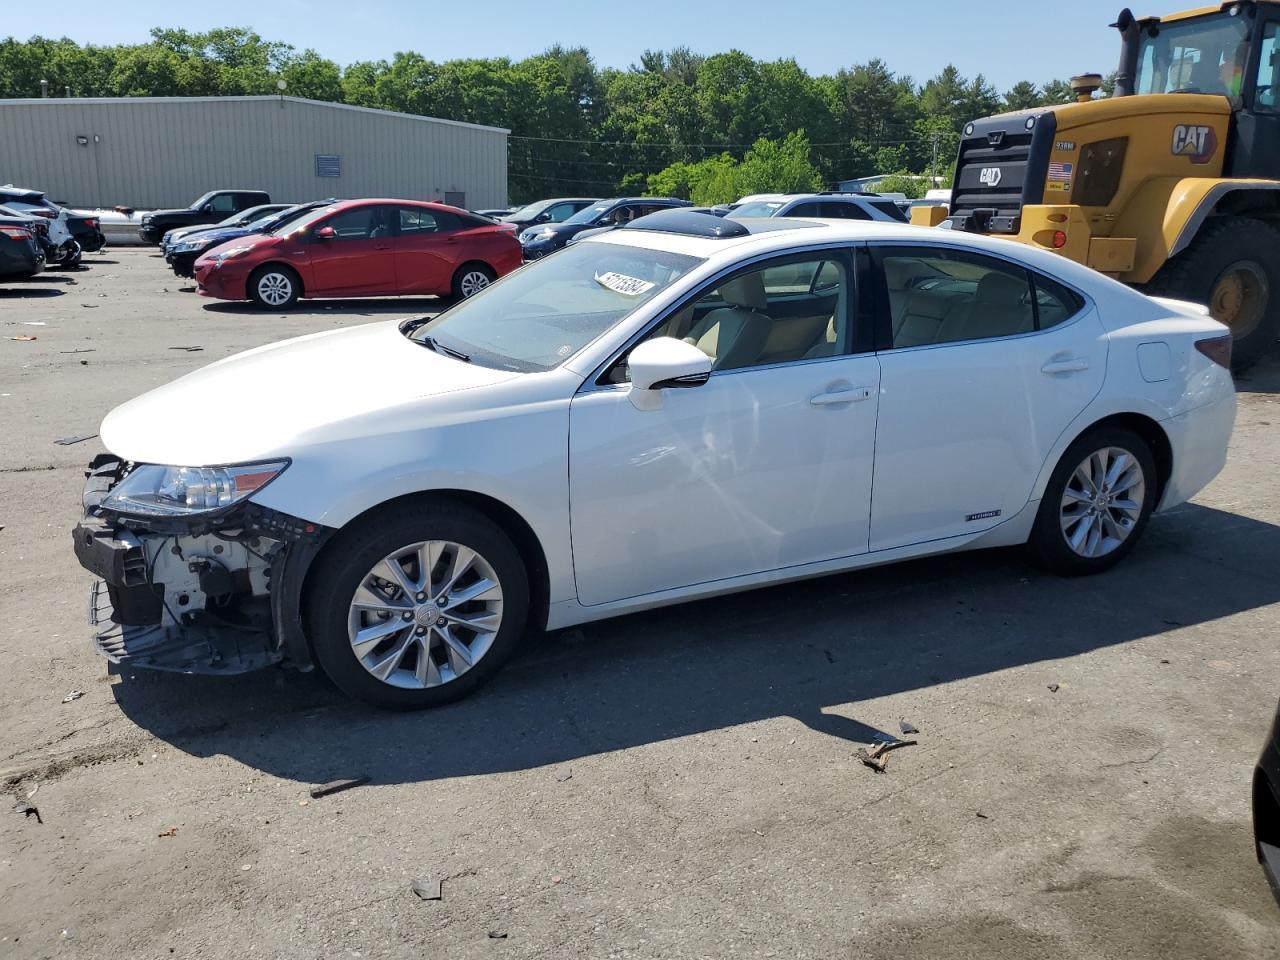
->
1136, 13, 1250, 100
1255, 22, 1280, 112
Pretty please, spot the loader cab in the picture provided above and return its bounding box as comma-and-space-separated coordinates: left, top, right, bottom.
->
1116, 2, 1280, 178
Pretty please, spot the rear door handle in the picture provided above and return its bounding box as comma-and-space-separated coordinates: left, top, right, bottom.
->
1041, 357, 1089, 375
810, 386, 873, 406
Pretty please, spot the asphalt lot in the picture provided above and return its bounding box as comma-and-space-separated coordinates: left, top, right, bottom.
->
1, 248, 1279, 959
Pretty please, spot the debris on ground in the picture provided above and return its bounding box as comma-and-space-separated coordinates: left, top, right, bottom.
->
976, 811, 990, 819
13, 799, 41, 823
855, 737, 918, 774
309, 775, 370, 799
855, 747, 887, 773
80, 303, 99, 308
410, 877, 442, 901
54, 435, 97, 446
59, 349, 95, 354
158, 827, 178, 838
488, 931, 508, 939
899, 718, 919, 735
22, 321, 46, 326
61, 689, 85, 702
8, 335, 37, 341
168, 346, 204, 352
1160, 659, 1170, 665
1047, 683, 1060, 693
554, 769, 573, 783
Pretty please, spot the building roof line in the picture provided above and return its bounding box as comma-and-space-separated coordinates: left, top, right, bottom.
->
0, 95, 511, 135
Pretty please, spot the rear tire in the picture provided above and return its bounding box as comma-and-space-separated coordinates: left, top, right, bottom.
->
1146, 217, 1280, 371
1028, 427, 1157, 576
451, 263, 496, 300
307, 499, 530, 710
248, 264, 301, 310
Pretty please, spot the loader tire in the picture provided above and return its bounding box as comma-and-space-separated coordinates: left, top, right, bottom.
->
1146, 216, 1280, 372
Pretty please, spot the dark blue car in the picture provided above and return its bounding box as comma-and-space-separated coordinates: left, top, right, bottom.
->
164, 200, 334, 278
518, 197, 692, 259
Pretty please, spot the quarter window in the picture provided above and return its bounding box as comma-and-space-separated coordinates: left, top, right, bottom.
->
398, 208, 440, 234
877, 247, 1078, 347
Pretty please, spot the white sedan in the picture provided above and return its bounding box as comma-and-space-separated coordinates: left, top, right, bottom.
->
72, 212, 1236, 709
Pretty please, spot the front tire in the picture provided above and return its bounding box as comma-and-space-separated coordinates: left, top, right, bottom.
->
1028, 427, 1157, 576
248, 264, 301, 309
307, 499, 530, 710
1147, 217, 1280, 371
452, 263, 496, 300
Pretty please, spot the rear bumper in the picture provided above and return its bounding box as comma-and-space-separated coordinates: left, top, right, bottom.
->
1157, 392, 1236, 512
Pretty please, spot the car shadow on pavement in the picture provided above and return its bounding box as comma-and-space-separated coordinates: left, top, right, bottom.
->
1234, 353, 1280, 395
0, 286, 65, 298
201, 297, 447, 318
109, 501, 1280, 786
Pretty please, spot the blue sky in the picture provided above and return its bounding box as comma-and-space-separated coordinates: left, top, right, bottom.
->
15, 0, 1134, 90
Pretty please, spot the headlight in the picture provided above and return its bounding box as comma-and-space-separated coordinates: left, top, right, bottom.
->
174, 237, 212, 252
211, 244, 253, 262
102, 461, 289, 517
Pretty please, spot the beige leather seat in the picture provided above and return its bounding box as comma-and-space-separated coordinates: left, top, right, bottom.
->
935, 270, 1034, 343
803, 316, 840, 358
684, 273, 772, 370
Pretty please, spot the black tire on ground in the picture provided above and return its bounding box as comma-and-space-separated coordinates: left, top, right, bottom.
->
1028, 426, 1158, 577
247, 264, 301, 310
306, 498, 531, 710
451, 262, 496, 300
1145, 216, 1280, 371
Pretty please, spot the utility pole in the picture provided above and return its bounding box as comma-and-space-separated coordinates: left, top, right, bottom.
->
931, 131, 939, 184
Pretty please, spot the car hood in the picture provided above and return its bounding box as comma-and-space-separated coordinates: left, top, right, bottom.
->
146, 208, 198, 219
180, 226, 253, 246
100, 321, 521, 465
524, 222, 590, 239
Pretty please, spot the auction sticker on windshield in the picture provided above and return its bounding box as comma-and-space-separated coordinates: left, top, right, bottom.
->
595, 271, 656, 296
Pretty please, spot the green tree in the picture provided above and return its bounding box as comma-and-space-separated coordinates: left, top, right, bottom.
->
1003, 80, 1042, 111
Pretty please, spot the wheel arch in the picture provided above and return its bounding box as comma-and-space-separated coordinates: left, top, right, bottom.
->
453, 259, 496, 281
300, 488, 551, 642
1033, 411, 1173, 506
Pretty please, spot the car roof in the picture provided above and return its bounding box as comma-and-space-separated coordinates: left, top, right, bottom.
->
584, 217, 1121, 293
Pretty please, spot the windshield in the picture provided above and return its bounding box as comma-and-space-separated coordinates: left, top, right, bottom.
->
273, 205, 336, 237
506, 200, 553, 221
411, 242, 703, 372
1137, 13, 1250, 98
729, 201, 786, 219
565, 202, 613, 225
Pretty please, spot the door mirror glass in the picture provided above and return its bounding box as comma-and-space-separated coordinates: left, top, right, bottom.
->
314, 225, 336, 240
534, 212, 552, 223
627, 337, 711, 409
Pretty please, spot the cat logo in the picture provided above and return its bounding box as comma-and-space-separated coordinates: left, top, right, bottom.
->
1171, 124, 1218, 164
978, 167, 1003, 187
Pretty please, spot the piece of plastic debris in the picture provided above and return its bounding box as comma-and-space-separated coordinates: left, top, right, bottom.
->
54, 435, 97, 446
309, 775, 370, 798
1047, 683, 1060, 693
554, 769, 573, 783
158, 827, 178, 838
22, 321, 45, 326
61, 689, 84, 703
80, 303, 99, 308
976, 811, 990, 819
899, 718, 919, 735
488, 931, 508, 939
168, 346, 204, 352
240, 864, 252, 871
551, 875, 563, 884
410, 877, 442, 901
8, 335, 37, 341
298, 798, 309, 807
59, 349, 94, 354
1159, 659, 1170, 665
13, 800, 41, 823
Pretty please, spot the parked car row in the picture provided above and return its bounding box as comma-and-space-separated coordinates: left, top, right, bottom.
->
0, 183, 110, 281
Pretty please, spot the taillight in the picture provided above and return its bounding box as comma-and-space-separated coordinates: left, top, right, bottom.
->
0, 226, 32, 240
1195, 333, 1233, 369
84, 218, 98, 228
1052, 230, 1067, 248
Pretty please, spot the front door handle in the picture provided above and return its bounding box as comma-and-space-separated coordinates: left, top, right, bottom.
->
810, 386, 873, 406
1041, 357, 1089, 375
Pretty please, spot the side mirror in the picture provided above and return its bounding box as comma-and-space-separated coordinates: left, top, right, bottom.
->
627, 337, 711, 410
534, 212, 551, 223
314, 225, 336, 240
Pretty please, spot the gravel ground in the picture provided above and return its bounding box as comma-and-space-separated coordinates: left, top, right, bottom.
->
1, 249, 1278, 959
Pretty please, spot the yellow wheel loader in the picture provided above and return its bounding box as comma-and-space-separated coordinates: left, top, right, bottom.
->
934, 2, 1280, 368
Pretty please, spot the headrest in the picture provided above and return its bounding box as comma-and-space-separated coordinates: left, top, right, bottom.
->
975, 270, 1027, 304
719, 272, 767, 311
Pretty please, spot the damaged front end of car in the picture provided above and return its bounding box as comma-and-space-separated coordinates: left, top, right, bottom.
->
72, 454, 331, 675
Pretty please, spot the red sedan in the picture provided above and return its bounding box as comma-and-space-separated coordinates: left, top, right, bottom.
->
193, 199, 522, 309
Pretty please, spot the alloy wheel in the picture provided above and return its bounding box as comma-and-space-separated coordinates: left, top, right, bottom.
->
258, 272, 293, 306
459, 270, 491, 298
1059, 446, 1146, 558
347, 540, 504, 689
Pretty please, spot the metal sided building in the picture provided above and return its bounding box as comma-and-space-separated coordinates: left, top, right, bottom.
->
0, 96, 508, 210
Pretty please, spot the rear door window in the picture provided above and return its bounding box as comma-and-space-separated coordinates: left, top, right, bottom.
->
209, 194, 237, 213
820, 201, 872, 220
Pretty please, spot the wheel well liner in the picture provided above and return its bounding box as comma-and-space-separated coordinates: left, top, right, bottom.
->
1065, 412, 1173, 502
300, 489, 551, 648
